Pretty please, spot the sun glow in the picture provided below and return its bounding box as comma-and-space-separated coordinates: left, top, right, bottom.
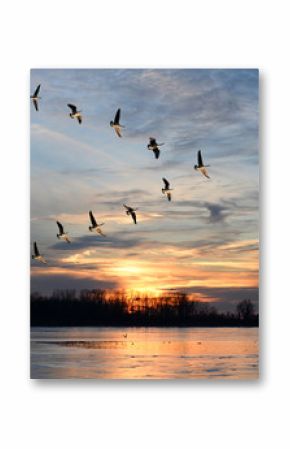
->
112, 264, 144, 274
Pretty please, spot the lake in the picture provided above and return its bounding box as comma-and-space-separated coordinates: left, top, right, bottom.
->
30, 327, 259, 379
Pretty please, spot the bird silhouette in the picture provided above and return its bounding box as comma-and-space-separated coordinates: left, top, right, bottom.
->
88, 210, 106, 236
110, 108, 124, 137
30, 84, 41, 111
123, 204, 138, 224
32, 241, 47, 264
162, 177, 173, 201
67, 104, 82, 124
147, 137, 164, 159
194, 150, 210, 178
56, 221, 71, 243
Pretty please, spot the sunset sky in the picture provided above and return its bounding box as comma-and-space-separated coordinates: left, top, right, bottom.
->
30, 69, 259, 311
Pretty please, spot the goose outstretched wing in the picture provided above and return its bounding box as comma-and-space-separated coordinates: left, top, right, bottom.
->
89, 210, 97, 226
33, 84, 41, 97
131, 211, 137, 224
162, 177, 170, 189
114, 108, 121, 125
56, 221, 64, 234
153, 148, 160, 159
200, 167, 210, 179
67, 104, 77, 113
33, 241, 39, 256
198, 150, 203, 167
97, 228, 106, 237
33, 99, 38, 111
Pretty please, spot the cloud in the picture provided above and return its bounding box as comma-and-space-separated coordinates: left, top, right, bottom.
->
205, 203, 229, 223
31, 272, 118, 295
49, 234, 142, 251
182, 286, 259, 312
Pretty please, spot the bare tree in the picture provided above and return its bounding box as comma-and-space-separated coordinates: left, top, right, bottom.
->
236, 299, 255, 320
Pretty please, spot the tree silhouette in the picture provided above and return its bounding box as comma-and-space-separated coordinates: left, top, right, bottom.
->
236, 299, 255, 320
30, 289, 259, 327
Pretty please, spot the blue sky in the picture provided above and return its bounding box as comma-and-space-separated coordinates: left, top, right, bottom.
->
31, 69, 259, 311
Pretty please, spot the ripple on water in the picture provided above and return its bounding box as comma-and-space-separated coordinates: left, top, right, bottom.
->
31, 327, 259, 379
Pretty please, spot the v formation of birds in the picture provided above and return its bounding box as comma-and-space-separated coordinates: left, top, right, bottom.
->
31, 84, 211, 264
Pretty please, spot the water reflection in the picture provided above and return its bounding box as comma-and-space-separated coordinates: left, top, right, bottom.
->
31, 327, 259, 379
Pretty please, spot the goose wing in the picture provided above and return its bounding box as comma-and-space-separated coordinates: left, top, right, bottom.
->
97, 228, 106, 237
89, 210, 97, 226
162, 177, 170, 189
149, 137, 157, 146
200, 167, 210, 179
77, 115, 82, 124
198, 150, 203, 167
32, 99, 38, 111
115, 127, 122, 138
56, 221, 64, 234
33, 84, 41, 97
153, 148, 160, 159
34, 241, 39, 256
114, 108, 121, 125
67, 104, 77, 113
123, 204, 130, 211
167, 192, 171, 201
131, 211, 137, 224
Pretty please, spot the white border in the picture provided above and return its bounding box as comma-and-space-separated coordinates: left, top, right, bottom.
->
1, 1, 288, 448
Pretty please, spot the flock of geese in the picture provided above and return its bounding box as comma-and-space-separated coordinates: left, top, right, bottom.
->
31, 83, 211, 264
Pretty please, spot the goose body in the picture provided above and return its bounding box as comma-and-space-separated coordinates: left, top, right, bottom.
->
30, 84, 41, 111
194, 150, 210, 179
110, 108, 124, 137
32, 241, 47, 264
88, 210, 106, 236
56, 221, 71, 243
67, 104, 82, 124
123, 204, 138, 224
162, 177, 173, 201
147, 137, 164, 159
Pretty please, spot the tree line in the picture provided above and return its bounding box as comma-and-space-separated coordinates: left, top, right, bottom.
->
30, 289, 258, 327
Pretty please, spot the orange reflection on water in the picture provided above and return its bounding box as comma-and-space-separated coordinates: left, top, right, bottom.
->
31, 327, 259, 379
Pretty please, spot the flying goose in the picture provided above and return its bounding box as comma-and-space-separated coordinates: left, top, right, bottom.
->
147, 137, 164, 159
123, 204, 138, 224
194, 150, 210, 179
88, 210, 106, 236
110, 108, 124, 137
32, 241, 47, 264
56, 221, 71, 243
162, 177, 173, 201
30, 84, 41, 111
67, 104, 82, 124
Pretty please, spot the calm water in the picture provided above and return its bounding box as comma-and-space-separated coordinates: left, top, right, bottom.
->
30, 327, 259, 379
